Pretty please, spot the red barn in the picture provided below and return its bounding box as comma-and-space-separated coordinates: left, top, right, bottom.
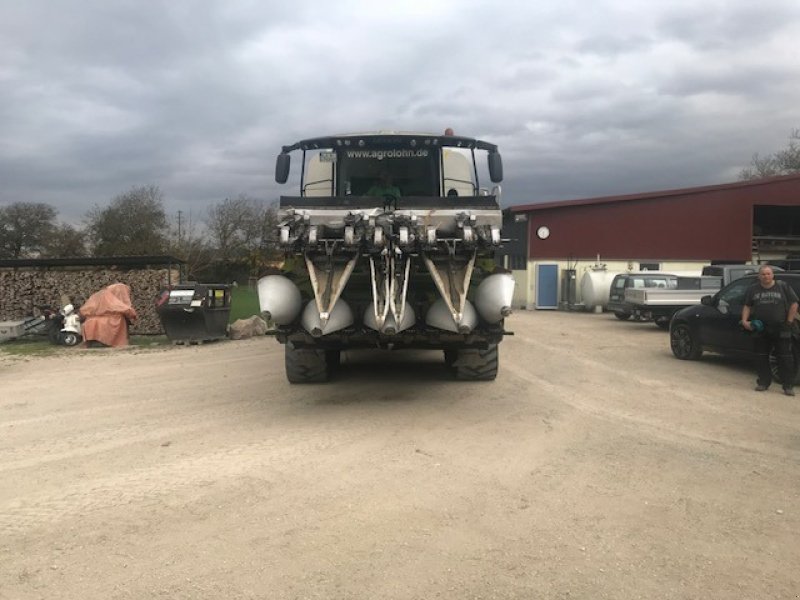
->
505, 175, 800, 309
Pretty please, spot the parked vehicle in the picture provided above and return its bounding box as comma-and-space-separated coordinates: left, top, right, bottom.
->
701, 263, 781, 283
80, 283, 137, 347
669, 272, 800, 384
625, 276, 723, 329
44, 303, 83, 346
612, 265, 780, 328
607, 272, 678, 320
0, 304, 82, 346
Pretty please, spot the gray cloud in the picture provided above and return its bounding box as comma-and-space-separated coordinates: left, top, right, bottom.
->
1, 0, 799, 225
657, 1, 800, 51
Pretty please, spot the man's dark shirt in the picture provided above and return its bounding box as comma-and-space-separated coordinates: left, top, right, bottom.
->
744, 281, 799, 325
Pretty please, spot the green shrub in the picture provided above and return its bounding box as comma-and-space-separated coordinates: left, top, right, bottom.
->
228, 286, 261, 323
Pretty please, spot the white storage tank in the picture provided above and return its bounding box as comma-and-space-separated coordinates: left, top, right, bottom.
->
580, 269, 620, 311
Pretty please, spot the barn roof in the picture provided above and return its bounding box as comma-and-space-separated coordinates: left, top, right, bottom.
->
511, 173, 800, 212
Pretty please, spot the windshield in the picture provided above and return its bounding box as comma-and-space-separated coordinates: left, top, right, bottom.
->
336, 148, 438, 196
717, 277, 753, 315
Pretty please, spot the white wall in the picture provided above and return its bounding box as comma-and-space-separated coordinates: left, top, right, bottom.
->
522, 258, 711, 310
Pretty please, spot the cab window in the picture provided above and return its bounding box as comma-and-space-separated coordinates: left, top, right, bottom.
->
337, 151, 438, 197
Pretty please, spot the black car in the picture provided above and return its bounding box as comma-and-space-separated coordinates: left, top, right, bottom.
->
670, 272, 800, 384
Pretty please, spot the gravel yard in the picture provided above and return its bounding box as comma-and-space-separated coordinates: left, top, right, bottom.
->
1, 309, 798, 599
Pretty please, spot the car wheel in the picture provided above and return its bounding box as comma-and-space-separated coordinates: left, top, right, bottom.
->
614, 312, 631, 321
670, 323, 702, 360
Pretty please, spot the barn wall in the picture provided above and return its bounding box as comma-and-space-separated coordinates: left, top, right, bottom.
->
526, 194, 752, 260
519, 177, 800, 261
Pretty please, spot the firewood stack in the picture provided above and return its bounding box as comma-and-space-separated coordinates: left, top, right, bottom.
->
0, 268, 179, 334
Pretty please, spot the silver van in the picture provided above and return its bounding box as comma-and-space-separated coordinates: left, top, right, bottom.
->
607, 272, 678, 320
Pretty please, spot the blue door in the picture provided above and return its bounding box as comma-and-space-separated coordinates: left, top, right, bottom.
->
536, 264, 558, 309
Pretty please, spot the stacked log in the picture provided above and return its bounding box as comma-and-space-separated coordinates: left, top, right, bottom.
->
0, 267, 180, 334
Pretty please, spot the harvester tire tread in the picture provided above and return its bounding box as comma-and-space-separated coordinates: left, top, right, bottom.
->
285, 346, 329, 383
452, 344, 498, 381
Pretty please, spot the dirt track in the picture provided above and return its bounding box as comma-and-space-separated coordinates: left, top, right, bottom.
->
1, 310, 799, 599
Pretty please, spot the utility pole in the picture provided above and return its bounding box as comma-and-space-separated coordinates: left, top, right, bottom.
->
177, 210, 183, 241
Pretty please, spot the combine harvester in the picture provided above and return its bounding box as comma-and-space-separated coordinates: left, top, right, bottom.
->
258, 130, 515, 382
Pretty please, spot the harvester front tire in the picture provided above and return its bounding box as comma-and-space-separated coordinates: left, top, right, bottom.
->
451, 344, 499, 381
285, 346, 330, 383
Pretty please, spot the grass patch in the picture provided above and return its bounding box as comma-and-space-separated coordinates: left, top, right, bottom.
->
0, 334, 172, 357
130, 335, 171, 347
0, 337, 62, 357
228, 286, 261, 323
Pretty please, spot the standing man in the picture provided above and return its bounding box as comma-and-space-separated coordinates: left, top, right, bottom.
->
741, 266, 798, 396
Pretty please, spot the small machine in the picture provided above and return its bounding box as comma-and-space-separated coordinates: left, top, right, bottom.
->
0, 303, 82, 346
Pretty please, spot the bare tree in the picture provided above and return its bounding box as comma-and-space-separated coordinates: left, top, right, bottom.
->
740, 128, 800, 180
43, 223, 87, 257
0, 202, 57, 258
259, 202, 281, 262
206, 194, 264, 262
167, 210, 212, 281
86, 185, 169, 256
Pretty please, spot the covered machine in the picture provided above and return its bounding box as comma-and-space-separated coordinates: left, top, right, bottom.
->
259, 131, 515, 382
79, 283, 137, 347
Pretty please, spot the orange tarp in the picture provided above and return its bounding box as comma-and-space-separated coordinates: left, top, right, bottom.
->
79, 283, 137, 347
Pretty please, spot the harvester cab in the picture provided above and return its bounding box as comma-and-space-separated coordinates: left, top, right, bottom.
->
261, 130, 514, 383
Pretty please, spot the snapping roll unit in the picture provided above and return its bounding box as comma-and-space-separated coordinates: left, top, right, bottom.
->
258, 266, 514, 337
258, 221, 515, 337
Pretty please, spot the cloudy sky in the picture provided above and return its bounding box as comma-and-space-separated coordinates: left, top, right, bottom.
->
1, 0, 799, 225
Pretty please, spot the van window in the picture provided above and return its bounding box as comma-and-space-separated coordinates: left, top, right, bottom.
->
729, 268, 756, 281
630, 276, 677, 289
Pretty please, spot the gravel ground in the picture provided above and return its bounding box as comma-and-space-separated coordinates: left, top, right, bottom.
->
1, 310, 799, 600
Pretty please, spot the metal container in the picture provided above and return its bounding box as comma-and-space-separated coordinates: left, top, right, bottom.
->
156, 283, 232, 343
579, 269, 620, 311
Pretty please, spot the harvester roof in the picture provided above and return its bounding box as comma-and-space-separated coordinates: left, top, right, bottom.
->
281, 132, 498, 154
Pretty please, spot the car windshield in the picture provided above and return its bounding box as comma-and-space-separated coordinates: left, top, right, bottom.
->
716, 278, 753, 314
